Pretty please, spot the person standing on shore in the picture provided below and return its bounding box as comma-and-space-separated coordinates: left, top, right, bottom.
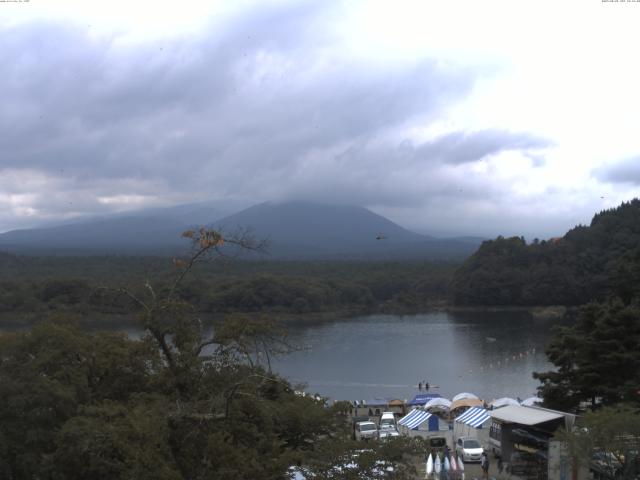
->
418, 382, 423, 391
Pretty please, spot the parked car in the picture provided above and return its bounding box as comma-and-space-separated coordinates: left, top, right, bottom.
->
378, 412, 399, 440
455, 437, 484, 463
351, 415, 371, 440
379, 412, 396, 429
354, 421, 378, 441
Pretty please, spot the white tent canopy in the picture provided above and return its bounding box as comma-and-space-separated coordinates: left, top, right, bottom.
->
452, 392, 479, 402
425, 398, 452, 410
490, 397, 520, 409
521, 397, 543, 406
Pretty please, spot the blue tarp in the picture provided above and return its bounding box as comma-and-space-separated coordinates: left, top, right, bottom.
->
398, 409, 439, 431
455, 407, 490, 428
408, 393, 441, 406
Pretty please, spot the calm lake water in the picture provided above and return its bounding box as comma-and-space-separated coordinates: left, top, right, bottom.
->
1, 310, 563, 403
270, 311, 563, 402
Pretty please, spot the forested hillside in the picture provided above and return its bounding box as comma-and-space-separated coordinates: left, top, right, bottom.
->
0, 255, 455, 324
451, 199, 640, 306
0, 230, 423, 479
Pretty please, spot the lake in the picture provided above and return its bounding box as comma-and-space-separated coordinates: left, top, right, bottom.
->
1, 309, 562, 404
271, 310, 563, 402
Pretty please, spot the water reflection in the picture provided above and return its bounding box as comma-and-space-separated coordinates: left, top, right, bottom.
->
271, 311, 564, 402
0, 310, 564, 403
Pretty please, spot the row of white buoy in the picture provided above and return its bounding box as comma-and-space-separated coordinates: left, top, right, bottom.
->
460, 347, 537, 377
426, 452, 465, 479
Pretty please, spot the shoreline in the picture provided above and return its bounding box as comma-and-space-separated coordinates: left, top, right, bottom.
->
0, 304, 575, 331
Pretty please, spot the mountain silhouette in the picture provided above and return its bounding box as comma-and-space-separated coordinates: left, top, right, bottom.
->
0, 201, 481, 259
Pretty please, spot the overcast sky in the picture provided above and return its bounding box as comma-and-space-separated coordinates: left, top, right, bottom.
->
1, 0, 640, 238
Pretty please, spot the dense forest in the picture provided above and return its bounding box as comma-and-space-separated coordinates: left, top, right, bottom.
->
451, 199, 640, 306
2, 205, 640, 476
452, 201, 640, 473
518, 201, 640, 420
5, 199, 640, 321
0, 229, 428, 479
0, 254, 455, 325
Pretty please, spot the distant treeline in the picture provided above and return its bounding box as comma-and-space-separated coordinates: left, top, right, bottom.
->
451, 199, 640, 306
0, 255, 456, 321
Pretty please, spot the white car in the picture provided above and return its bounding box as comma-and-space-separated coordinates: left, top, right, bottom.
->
455, 437, 484, 463
354, 421, 378, 441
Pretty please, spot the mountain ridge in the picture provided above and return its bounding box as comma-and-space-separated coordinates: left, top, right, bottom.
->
0, 201, 481, 259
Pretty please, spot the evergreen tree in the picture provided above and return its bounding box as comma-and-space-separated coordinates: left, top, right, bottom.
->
452, 199, 640, 306
534, 299, 640, 410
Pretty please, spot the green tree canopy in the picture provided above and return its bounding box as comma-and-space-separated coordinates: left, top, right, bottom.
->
534, 299, 640, 411
0, 228, 420, 479
554, 405, 640, 480
452, 199, 640, 306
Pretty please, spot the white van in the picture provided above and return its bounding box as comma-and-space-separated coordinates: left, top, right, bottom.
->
378, 412, 399, 440
379, 412, 396, 430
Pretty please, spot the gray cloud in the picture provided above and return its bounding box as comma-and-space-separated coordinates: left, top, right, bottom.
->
594, 156, 640, 185
271, 129, 551, 210
0, 2, 553, 234
415, 130, 550, 165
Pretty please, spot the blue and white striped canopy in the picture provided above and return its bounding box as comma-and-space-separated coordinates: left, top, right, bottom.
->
455, 407, 490, 428
398, 409, 432, 429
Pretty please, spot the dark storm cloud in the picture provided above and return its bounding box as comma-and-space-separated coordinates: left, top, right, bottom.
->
594, 156, 640, 185
0, 1, 550, 229
0, 11, 467, 177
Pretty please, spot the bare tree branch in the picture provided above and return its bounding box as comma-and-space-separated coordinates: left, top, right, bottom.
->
116, 287, 151, 313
